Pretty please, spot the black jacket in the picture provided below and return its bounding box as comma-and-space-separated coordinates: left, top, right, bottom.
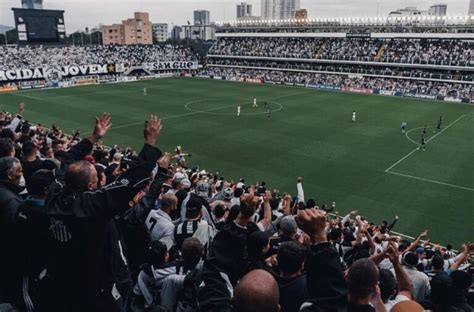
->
0, 180, 23, 227
122, 166, 171, 275
276, 274, 307, 312
0, 180, 24, 306
44, 142, 161, 312
300, 243, 348, 312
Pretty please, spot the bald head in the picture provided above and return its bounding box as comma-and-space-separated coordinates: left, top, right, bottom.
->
65, 160, 98, 192
160, 193, 178, 213
233, 269, 280, 312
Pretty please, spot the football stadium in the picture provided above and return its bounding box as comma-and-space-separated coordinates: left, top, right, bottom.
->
0, 1, 473, 311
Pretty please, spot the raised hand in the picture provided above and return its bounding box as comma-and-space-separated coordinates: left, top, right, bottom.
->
158, 152, 172, 168
144, 114, 162, 146
91, 112, 112, 142
263, 190, 272, 203
386, 242, 400, 264
296, 208, 327, 244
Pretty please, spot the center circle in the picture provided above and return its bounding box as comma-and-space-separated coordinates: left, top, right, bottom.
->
184, 98, 284, 116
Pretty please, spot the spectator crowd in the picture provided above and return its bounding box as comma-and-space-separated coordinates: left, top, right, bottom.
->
201, 67, 473, 99
0, 101, 473, 312
0, 45, 197, 70
209, 38, 472, 67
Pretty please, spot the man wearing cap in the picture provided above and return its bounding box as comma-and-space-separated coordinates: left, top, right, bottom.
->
179, 180, 215, 226
174, 194, 214, 251
267, 216, 298, 257
398, 252, 430, 303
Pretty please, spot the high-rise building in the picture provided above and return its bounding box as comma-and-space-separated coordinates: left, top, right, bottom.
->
101, 12, 153, 45
261, 0, 277, 19
21, 0, 43, 9
278, 0, 300, 19
429, 4, 447, 16
237, 2, 253, 19
469, 0, 474, 15
152, 23, 168, 42
171, 26, 183, 40
194, 10, 210, 25
261, 0, 300, 20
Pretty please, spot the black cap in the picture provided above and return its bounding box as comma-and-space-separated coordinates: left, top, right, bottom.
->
186, 194, 203, 219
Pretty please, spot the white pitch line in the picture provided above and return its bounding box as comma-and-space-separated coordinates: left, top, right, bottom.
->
405, 126, 434, 145
386, 170, 474, 192
11, 92, 43, 100
385, 114, 468, 172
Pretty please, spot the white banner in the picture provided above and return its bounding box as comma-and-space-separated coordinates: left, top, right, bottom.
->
144, 61, 198, 71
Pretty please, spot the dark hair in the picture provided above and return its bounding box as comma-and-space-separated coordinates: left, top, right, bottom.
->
240, 202, 255, 219
39, 145, 51, 157
432, 255, 444, 271
147, 240, 168, 267
52, 140, 64, 147
181, 237, 203, 269
226, 205, 240, 223
347, 259, 379, 301
0, 128, 15, 140
277, 241, 306, 275
379, 269, 397, 302
247, 231, 269, 260
0, 138, 14, 157
306, 199, 316, 208
214, 203, 226, 219
22, 141, 36, 157
27, 169, 54, 197
65, 161, 94, 192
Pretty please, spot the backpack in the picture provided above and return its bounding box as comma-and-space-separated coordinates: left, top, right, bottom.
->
175, 264, 204, 312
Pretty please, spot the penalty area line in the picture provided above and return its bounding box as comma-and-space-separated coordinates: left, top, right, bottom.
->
385, 170, 474, 192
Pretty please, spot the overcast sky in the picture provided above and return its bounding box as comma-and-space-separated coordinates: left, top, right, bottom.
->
0, 0, 471, 32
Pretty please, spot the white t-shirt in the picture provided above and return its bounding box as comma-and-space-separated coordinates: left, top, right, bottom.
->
384, 294, 410, 311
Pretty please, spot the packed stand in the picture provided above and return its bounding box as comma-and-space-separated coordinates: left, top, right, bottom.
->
200, 67, 473, 99
0, 45, 197, 70
209, 38, 473, 66
0, 102, 472, 312
207, 58, 474, 82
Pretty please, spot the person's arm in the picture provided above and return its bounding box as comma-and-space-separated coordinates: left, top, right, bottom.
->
341, 210, 357, 225
450, 244, 472, 271
123, 154, 172, 226
357, 218, 375, 254
296, 176, 304, 204
60, 113, 112, 169
386, 216, 399, 233
297, 208, 348, 309
282, 194, 292, 216
90, 115, 163, 219
405, 230, 428, 253
257, 191, 272, 230
386, 242, 412, 299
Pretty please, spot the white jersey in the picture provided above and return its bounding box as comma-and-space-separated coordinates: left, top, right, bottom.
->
352, 112, 356, 121
143, 88, 147, 95
237, 106, 241, 116
253, 98, 257, 107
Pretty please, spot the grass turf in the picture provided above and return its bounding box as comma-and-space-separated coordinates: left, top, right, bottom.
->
1, 77, 473, 246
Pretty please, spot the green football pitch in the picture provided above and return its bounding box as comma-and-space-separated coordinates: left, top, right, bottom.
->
1, 77, 473, 246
